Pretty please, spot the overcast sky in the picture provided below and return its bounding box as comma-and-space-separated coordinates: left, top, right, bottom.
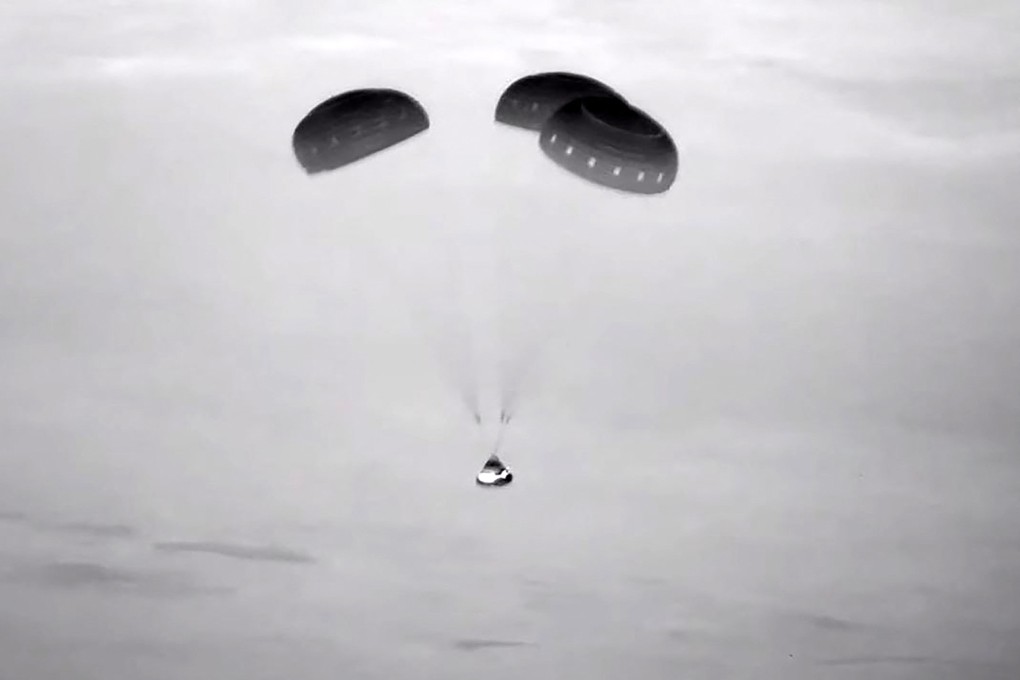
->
2, 1, 1019, 678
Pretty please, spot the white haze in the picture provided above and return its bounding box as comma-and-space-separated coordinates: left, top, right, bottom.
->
1, 1, 1019, 678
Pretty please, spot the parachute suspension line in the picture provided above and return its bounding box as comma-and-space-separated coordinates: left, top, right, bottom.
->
351, 223, 481, 425
487, 71, 679, 436
494, 324, 534, 426
491, 409, 512, 455
446, 240, 482, 427
492, 260, 517, 427
450, 171, 513, 430
441, 190, 497, 432
491, 202, 580, 427
494, 299, 573, 426
496, 323, 555, 425
491, 211, 533, 429
397, 266, 480, 423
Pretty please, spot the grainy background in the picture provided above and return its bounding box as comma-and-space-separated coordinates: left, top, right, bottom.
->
1, 1, 1019, 678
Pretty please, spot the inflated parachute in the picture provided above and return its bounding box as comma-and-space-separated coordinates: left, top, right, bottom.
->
290, 86, 483, 417
292, 88, 429, 174
494, 72, 623, 132
486, 73, 681, 452
538, 95, 678, 195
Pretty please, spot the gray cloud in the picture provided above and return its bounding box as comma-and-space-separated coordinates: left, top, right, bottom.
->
452, 639, 532, 652
0, 511, 29, 524
5, 560, 226, 598
795, 612, 872, 633
48, 522, 137, 539
152, 541, 315, 564
818, 655, 943, 667
0, 512, 137, 540
20, 562, 134, 588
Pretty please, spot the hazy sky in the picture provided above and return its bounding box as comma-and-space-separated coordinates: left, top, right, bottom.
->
2, 1, 1019, 679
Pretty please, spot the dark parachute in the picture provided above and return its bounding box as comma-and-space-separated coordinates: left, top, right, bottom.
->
538, 95, 678, 195
292, 88, 429, 174
494, 72, 624, 132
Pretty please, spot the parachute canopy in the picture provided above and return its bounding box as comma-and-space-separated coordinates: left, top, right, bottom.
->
495, 72, 624, 132
292, 88, 429, 174
538, 95, 678, 195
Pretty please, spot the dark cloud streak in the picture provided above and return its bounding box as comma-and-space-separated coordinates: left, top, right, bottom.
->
5, 560, 227, 598
49, 522, 136, 538
152, 541, 315, 564
452, 639, 532, 652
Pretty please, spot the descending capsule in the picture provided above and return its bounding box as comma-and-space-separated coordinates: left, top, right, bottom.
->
494, 72, 624, 132
538, 95, 678, 195
476, 454, 513, 487
292, 88, 429, 174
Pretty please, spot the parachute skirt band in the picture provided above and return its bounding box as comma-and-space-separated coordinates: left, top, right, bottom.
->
538, 96, 678, 195
494, 72, 624, 132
